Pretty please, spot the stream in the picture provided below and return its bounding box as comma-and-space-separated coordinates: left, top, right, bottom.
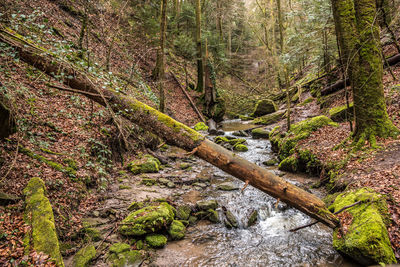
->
153, 120, 358, 267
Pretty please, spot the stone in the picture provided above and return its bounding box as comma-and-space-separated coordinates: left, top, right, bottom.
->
232, 130, 249, 137
251, 128, 270, 139
217, 182, 239, 191
247, 210, 258, 227
179, 163, 192, 170
330, 189, 396, 265
145, 234, 167, 248
192, 182, 207, 188
141, 178, 156, 186
119, 202, 175, 236
233, 144, 248, 152
168, 220, 186, 240
176, 205, 192, 220
225, 210, 238, 228
252, 99, 277, 117
128, 155, 160, 174
263, 158, 279, 166
207, 209, 219, 223
197, 200, 218, 211
73, 245, 96, 267
167, 181, 176, 188
23, 177, 64, 267
158, 178, 170, 185
108, 243, 142, 267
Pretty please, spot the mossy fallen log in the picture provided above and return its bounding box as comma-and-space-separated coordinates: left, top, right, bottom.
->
0, 27, 339, 228
23, 177, 64, 267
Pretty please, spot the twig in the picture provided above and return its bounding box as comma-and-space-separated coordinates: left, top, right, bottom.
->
289, 220, 318, 232
47, 84, 110, 99
93, 223, 118, 261
334, 200, 363, 215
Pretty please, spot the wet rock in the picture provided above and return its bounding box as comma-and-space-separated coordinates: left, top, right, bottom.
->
166, 181, 176, 188
251, 128, 270, 139
168, 220, 186, 240
192, 182, 207, 188
119, 202, 175, 236
216, 130, 225, 135
247, 210, 258, 227
128, 155, 161, 174
207, 209, 219, 223
141, 178, 156, 186
225, 210, 238, 228
217, 182, 239, 191
179, 163, 192, 170
233, 144, 248, 152
73, 245, 96, 267
145, 234, 168, 248
196, 169, 212, 183
196, 200, 218, 210
108, 243, 142, 267
263, 158, 279, 166
232, 130, 249, 137
158, 178, 170, 185
252, 99, 277, 117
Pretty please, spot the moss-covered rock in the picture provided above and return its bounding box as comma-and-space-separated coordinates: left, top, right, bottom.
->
128, 201, 144, 212
251, 128, 270, 139
225, 210, 238, 228
119, 202, 175, 236
262, 158, 278, 166
330, 188, 396, 265
73, 245, 96, 267
247, 210, 258, 227
207, 209, 219, 223
168, 220, 186, 240
217, 182, 239, 191
194, 122, 209, 131
176, 205, 192, 220
278, 155, 298, 172
128, 155, 161, 174
233, 143, 248, 152
197, 200, 218, 211
214, 136, 246, 146
252, 110, 285, 125
141, 178, 156, 186
81, 227, 102, 242
23, 177, 64, 267
145, 234, 167, 248
108, 243, 142, 267
252, 99, 277, 117
329, 103, 354, 122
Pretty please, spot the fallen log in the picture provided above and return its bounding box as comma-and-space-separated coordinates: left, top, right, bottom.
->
321, 53, 400, 96
0, 27, 339, 229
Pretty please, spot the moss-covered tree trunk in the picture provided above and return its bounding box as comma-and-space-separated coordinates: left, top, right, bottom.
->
195, 0, 204, 92
331, 0, 398, 147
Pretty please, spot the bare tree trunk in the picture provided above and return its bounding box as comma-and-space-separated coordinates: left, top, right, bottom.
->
195, 0, 204, 92
0, 27, 339, 229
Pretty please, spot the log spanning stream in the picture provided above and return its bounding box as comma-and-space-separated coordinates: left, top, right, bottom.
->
153, 120, 357, 267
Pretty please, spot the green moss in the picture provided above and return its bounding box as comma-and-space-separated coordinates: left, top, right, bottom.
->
82, 227, 102, 242
207, 209, 219, 223
145, 234, 167, 248
262, 158, 278, 166
73, 245, 96, 267
179, 163, 192, 170
233, 144, 248, 152
168, 220, 186, 240
128, 154, 160, 175
128, 201, 144, 212
176, 205, 192, 220
119, 185, 132, 190
23, 177, 64, 267
119, 202, 175, 236
251, 128, 270, 139
108, 243, 141, 267
297, 149, 322, 175
330, 188, 396, 265
329, 103, 354, 122
278, 155, 298, 172
298, 97, 314, 106
214, 136, 246, 146
239, 115, 254, 121
194, 122, 209, 131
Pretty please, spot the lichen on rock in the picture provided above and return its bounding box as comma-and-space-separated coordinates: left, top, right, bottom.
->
329, 188, 397, 265
23, 177, 64, 267
119, 202, 175, 236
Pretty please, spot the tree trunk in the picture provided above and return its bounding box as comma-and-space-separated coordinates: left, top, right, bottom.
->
0, 26, 339, 229
195, 0, 204, 92
331, 0, 399, 146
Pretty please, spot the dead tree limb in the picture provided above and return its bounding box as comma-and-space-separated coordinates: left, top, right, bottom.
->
0, 26, 339, 229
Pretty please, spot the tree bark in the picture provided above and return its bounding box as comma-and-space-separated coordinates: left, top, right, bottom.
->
0, 26, 339, 229
195, 0, 204, 92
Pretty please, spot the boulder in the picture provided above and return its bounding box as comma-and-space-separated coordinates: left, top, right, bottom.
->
128, 155, 161, 175
251, 128, 270, 139
73, 245, 96, 267
145, 234, 167, 248
330, 188, 396, 265
119, 202, 175, 236
329, 103, 354, 122
252, 99, 277, 117
168, 220, 186, 240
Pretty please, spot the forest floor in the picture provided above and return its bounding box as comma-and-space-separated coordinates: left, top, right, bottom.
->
1, 0, 400, 265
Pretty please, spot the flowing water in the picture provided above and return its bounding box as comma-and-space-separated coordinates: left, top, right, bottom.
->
153, 120, 357, 267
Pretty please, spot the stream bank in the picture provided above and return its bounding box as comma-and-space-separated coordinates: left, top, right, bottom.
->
72, 120, 358, 267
